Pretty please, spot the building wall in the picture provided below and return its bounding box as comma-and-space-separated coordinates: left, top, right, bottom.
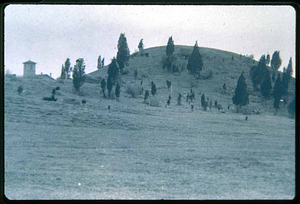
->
23, 64, 36, 77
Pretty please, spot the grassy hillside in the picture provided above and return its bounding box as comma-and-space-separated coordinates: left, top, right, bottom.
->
88, 45, 295, 117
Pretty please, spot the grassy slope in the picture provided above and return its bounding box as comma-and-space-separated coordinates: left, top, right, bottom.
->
4, 46, 295, 199
88, 45, 295, 117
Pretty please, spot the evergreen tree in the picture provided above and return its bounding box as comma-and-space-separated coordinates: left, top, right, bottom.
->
271, 51, 282, 71
115, 82, 120, 101
273, 73, 283, 112
64, 58, 72, 80
101, 58, 105, 67
72, 58, 86, 93
166, 36, 175, 57
97, 55, 102, 69
266, 54, 270, 65
232, 72, 249, 112
250, 55, 267, 91
286, 57, 293, 77
260, 70, 272, 99
177, 93, 182, 105
101, 78, 106, 98
138, 39, 144, 55
60, 64, 66, 79
116, 33, 130, 73
288, 96, 295, 118
151, 81, 157, 96
282, 57, 293, 95
282, 69, 289, 95
201, 93, 206, 108
187, 41, 203, 79
107, 76, 113, 99
107, 58, 119, 83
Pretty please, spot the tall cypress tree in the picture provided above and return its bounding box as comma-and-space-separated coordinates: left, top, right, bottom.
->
201, 93, 206, 108
266, 54, 270, 65
286, 57, 293, 77
166, 36, 175, 57
250, 55, 267, 91
273, 73, 283, 112
107, 76, 113, 99
232, 72, 249, 112
60, 64, 66, 79
187, 41, 203, 79
138, 39, 144, 55
107, 58, 119, 84
271, 51, 282, 71
72, 58, 86, 93
101, 78, 106, 98
260, 70, 272, 99
115, 82, 120, 101
151, 81, 157, 96
116, 33, 130, 73
64, 58, 71, 80
282, 57, 293, 95
97, 55, 102, 70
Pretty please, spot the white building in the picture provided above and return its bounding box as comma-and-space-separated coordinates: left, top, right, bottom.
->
23, 60, 36, 77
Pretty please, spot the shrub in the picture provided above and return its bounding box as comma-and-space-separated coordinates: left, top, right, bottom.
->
145, 53, 149, 57
17, 86, 23, 95
43, 96, 57, 101
82, 99, 86, 104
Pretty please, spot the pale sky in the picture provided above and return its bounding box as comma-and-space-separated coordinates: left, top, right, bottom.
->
4, 5, 296, 78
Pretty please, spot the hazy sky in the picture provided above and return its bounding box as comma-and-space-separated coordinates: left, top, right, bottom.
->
5, 5, 296, 78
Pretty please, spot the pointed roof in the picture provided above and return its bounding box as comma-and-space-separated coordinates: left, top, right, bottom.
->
23, 60, 36, 64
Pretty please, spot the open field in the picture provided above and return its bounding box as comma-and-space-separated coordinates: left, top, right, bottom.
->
5, 82, 295, 200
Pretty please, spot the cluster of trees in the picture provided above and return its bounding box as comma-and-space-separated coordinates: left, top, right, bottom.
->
250, 51, 293, 98
97, 55, 105, 69
60, 58, 72, 80
59, 57, 87, 93
162, 37, 204, 79
98, 33, 130, 100
235, 52, 294, 115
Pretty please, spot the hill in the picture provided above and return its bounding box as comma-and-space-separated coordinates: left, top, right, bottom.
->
4, 45, 295, 199
88, 45, 295, 117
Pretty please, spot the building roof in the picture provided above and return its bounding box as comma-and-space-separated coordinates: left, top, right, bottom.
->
23, 60, 37, 64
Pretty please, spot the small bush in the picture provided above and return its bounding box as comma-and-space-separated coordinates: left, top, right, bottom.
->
55, 86, 60, 90
145, 53, 149, 57
17, 86, 23, 95
82, 99, 86, 104
43, 96, 57, 101
149, 96, 160, 107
